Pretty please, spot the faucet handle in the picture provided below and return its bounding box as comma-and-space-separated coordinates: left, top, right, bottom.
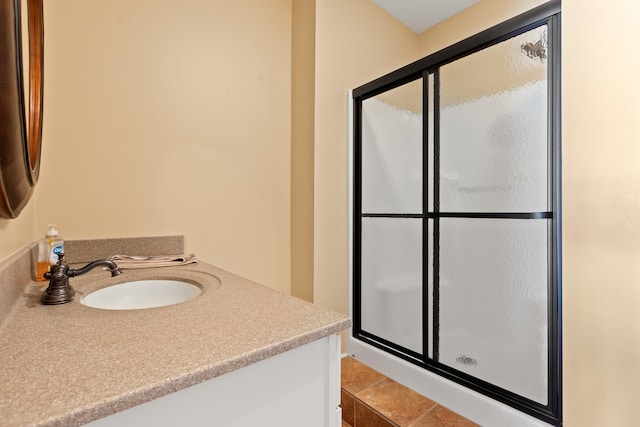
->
41, 252, 75, 305
43, 252, 69, 280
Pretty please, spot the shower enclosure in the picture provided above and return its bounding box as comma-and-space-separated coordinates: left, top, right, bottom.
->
349, 2, 561, 426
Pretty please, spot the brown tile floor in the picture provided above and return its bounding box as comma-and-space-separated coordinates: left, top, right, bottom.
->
341, 357, 479, 427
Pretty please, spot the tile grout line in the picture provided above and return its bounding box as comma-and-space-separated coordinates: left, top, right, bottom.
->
345, 385, 445, 427
406, 403, 442, 427
342, 387, 402, 427
342, 357, 478, 427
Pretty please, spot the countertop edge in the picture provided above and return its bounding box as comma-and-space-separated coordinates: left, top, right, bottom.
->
58, 319, 350, 426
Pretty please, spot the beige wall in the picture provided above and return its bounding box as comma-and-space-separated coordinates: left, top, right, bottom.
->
31, 0, 293, 294
0, 204, 36, 260
563, 0, 640, 426
291, 0, 316, 302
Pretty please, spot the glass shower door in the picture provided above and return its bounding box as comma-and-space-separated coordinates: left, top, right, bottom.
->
353, 9, 561, 423
359, 79, 424, 355
436, 25, 551, 405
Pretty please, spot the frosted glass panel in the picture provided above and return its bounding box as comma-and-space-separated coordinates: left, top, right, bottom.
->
361, 80, 422, 213
438, 218, 548, 404
439, 26, 548, 213
361, 217, 422, 353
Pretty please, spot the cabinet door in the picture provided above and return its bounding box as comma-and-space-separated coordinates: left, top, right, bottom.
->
87, 335, 341, 427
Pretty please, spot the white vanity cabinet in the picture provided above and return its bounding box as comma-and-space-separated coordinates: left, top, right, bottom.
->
86, 334, 342, 427
1, 252, 350, 426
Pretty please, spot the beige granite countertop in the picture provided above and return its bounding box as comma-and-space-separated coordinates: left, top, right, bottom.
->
0, 261, 350, 426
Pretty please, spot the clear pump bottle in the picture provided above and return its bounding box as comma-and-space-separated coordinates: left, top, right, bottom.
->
36, 225, 64, 282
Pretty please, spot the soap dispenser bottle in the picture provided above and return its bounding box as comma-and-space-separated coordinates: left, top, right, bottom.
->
36, 225, 64, 282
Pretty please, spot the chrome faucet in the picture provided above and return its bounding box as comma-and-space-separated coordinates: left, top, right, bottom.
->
41, 253, 122, 305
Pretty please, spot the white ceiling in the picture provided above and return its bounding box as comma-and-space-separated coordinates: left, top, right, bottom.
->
372, 0, 482, 34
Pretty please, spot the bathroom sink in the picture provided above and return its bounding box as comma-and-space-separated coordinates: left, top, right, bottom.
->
81, 279, 202, 310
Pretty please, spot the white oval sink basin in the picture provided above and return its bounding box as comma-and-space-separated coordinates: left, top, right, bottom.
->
81, 279, 202, 310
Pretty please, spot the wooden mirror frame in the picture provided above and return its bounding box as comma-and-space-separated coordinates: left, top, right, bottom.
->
0, 0, 44, 219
